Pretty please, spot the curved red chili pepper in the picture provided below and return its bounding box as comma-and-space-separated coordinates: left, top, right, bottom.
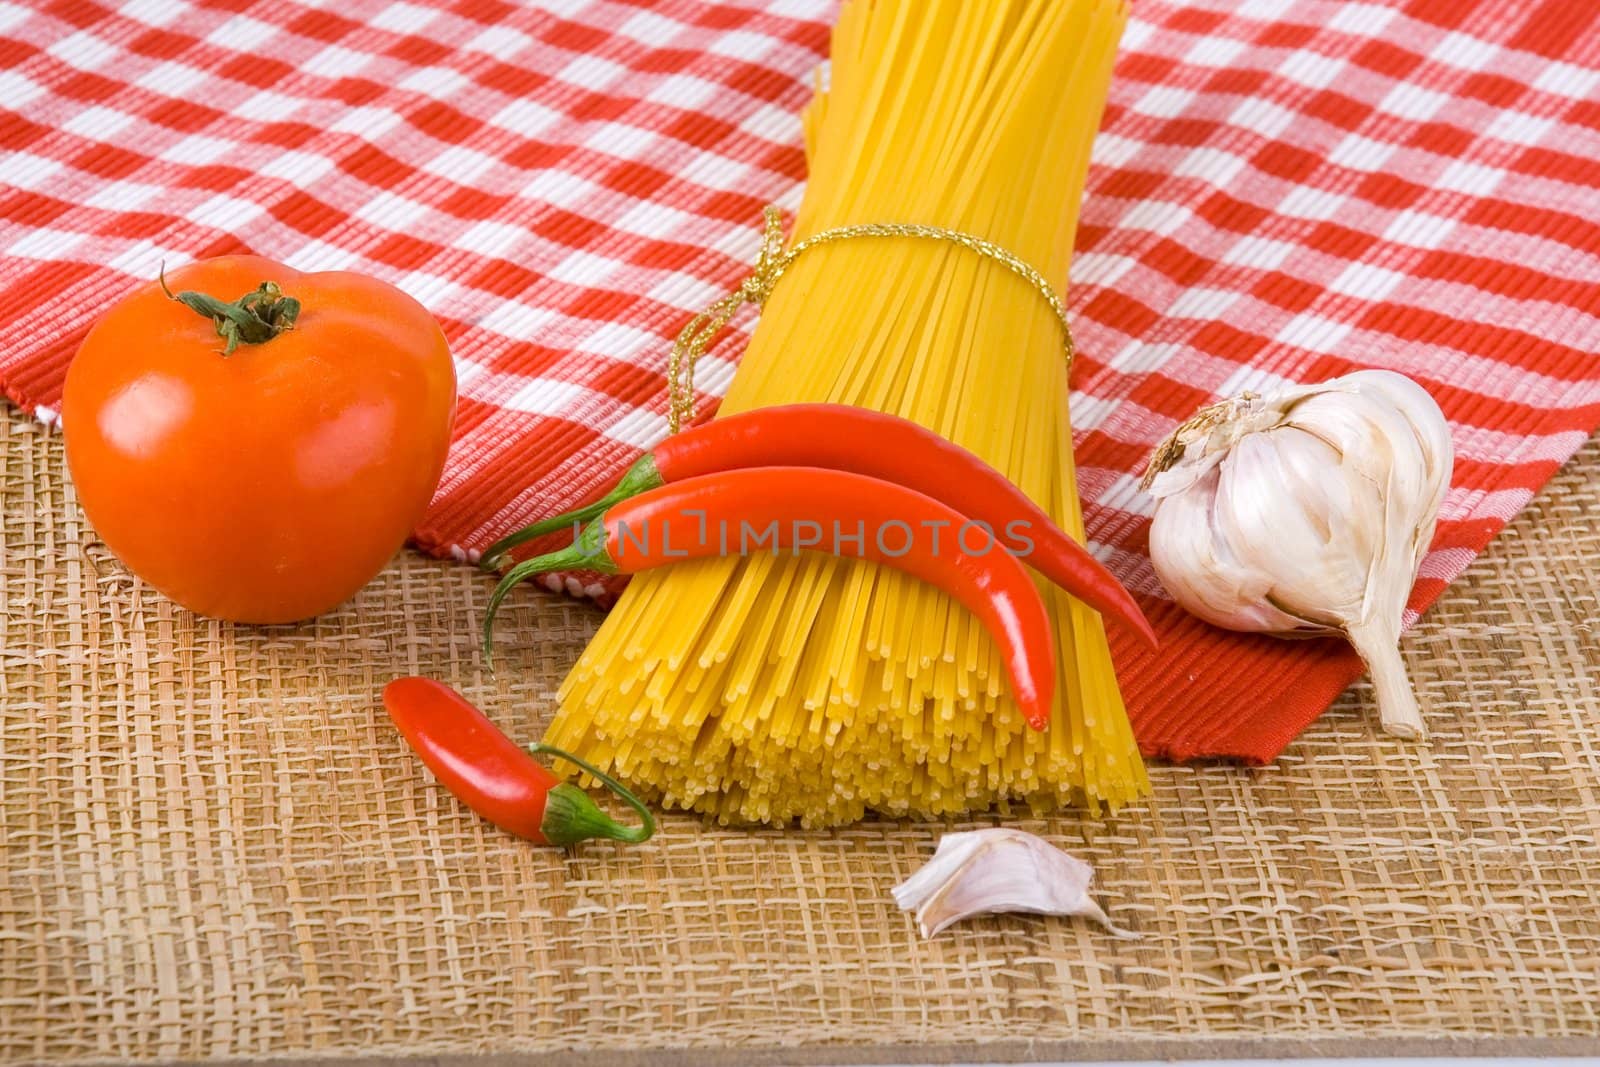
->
480, 403, 1154, 648
484, 468, 1057, 730
382, 676, 655, 846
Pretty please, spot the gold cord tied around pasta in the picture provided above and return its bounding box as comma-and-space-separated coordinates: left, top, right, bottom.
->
666, 206, 1077, 432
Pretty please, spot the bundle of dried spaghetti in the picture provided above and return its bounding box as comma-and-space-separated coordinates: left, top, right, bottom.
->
543, 0, 1148, 826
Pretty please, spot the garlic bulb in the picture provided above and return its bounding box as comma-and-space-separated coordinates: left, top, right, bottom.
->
892, 828, 1136, 938
1142, 370, 1453, 740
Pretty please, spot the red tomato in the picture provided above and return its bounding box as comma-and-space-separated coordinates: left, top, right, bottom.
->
63, 255, 456, 623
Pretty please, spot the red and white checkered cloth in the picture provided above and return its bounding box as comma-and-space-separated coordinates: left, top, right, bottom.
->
4, 0, 1599, 763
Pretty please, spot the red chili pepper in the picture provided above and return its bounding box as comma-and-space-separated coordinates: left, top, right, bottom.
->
484, 468, 1057, 730
480, 403, 1154, 648
382, 676, 655, 846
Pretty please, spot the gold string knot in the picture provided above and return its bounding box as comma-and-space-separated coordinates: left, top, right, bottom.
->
666, 205, 1076, 433
738, 206, 789, 306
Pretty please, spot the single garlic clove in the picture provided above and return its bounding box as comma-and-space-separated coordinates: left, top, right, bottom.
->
1215, 428, 1372, 629
892, 828, 1137, 939
1150, 463, 1321, 633
1344, 371, 1453, 567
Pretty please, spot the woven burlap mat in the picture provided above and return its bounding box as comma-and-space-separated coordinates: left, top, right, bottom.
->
3, 407, 1598, 1066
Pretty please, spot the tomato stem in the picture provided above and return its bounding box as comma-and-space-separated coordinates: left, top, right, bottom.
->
159, 265, 301, 356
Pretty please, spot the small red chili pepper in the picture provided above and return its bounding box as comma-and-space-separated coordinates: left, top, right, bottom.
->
483, 468, 1057, 730
480, 403, 1155, 648
382, 676, 655, 846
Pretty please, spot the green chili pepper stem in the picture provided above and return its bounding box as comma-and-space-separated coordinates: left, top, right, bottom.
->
479, 454, 663, 571
481, 520, 617, 668
159, 265, 300, 356
529, 742, 655, 845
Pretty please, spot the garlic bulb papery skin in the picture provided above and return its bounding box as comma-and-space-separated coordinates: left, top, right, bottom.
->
892, 828, 1136, 938
1143, 369, 1454, 740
